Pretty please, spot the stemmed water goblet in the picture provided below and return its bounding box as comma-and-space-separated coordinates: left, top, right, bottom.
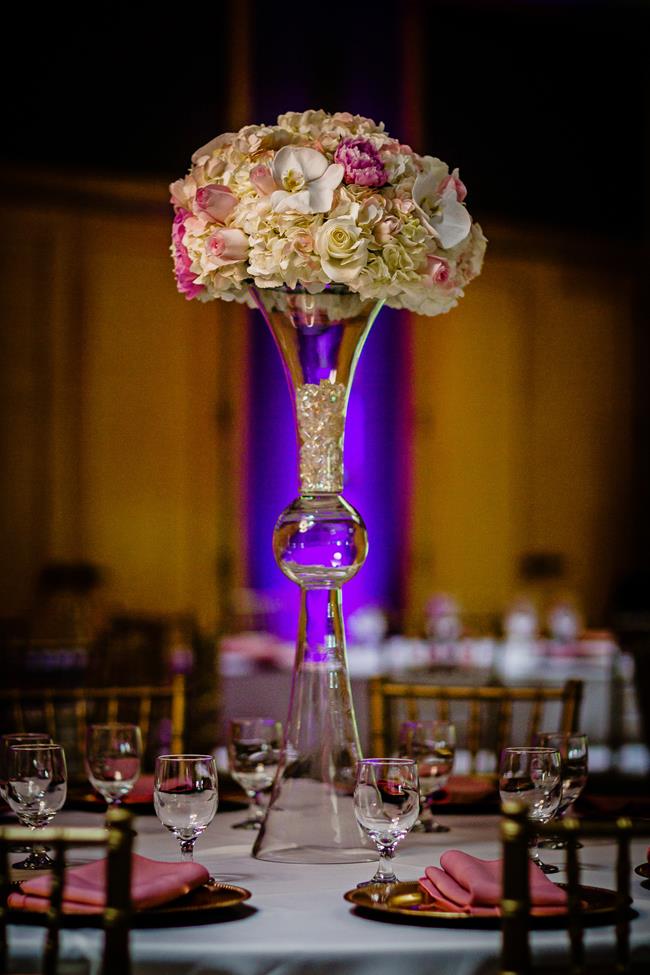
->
1, 733, 52, 807
1, 733, 53, 854
228, 718, 282, 830
535, 732, 588, 850
85, 723, 142, 806
6, 743, 67, 869
154, 754, 218, 862
398, 719, 455, 833
499, 746, 562, 874
353, 758, 420, 886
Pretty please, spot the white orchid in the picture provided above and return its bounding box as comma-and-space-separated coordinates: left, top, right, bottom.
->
270, 146, 344, 214
171, 111, 485, 312
413, 170, 471, 249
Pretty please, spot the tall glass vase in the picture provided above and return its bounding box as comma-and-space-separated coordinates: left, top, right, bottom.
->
250, 286, 384, 863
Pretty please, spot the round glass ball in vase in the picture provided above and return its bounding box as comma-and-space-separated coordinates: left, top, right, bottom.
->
170, 109, 485, 863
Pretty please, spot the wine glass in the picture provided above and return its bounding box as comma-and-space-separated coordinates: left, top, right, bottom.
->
535, 732, 588, 849
353, 758, 420, 886
398, 719, 455, 833
499, 746, 562, 874
6, 743, 67, 869
154, 754, 218, 861
228, 717, 282, 830
1, 733, 52, 803
1, 733, 53, 854
85, 723, 142, 805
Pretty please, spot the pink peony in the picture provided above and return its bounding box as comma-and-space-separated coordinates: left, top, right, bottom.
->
195, 184, 237, 222
334, 138, 386, 187
171, 210, 204, 299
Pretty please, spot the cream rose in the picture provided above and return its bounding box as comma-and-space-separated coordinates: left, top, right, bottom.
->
315, 216, 368, 284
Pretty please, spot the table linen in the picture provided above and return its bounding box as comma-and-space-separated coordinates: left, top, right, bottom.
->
7, 810, 650, 975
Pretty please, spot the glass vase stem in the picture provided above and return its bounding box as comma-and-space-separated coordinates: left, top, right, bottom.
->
250, 287, 383, 864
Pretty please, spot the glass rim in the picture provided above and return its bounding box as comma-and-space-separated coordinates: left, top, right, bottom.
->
502, 746, 561, 755
356, 757, 417, 766
9, 742, 64, 751
155, 753, 216, 762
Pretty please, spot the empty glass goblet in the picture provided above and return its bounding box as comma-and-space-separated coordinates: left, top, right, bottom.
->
1, 733, 53, 854
535, 732, 588, 850
1, 733, 52, 803
399, 719, 455, 833
6, 743, 67, 869
154, 754, 218, 862
499, 746, 562, 874
354, 758, 420, 886
85, 723, 142, 805
228, 717, 282, 830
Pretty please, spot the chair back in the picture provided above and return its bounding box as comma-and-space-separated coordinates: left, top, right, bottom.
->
0, 806, 133, 975
369, 678, 583, 774
0, 675, 185, 775
500, 800, 650, 974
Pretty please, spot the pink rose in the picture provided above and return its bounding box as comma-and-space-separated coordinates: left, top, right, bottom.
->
195, 184, 237, 223
171, 210, 205, 300
250, 164, 277, 196
426, 255, 451, 285
438, 168, 467, 203
334, 138, 387, 188
207, 228, 248, 265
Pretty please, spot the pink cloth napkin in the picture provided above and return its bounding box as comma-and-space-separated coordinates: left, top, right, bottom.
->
124, 773, 154, 805
419, 850, 568, 917
9, 853, 209, 915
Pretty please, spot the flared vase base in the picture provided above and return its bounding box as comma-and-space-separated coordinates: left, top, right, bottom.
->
254, 845, 376, 864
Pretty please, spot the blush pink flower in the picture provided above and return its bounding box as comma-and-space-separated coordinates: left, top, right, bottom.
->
334, 138, 387, 187
426, 255, 451, 285
195, 184, 237, 222
250, 164, 277, 196
171, 210, 205, 299
438, 168, 467, 203
207, 228, 248, 265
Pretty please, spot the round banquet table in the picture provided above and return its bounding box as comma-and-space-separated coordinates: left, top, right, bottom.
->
7, 809, 650, 975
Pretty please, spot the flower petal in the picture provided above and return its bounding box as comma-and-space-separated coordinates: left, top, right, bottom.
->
271, 189, 312, 213
436, 186, 471, 249
305, 164, 344, 212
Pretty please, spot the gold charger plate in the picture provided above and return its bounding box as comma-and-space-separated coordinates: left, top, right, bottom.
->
135, 880, 253, 927
344, 882, 623, 928
9, 881, 253, 929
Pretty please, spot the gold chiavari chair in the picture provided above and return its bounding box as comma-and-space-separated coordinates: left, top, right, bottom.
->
0, 806, 133, 975
0, 674, 186, 774
368, 678, 583, 774
500, 800, 650, 975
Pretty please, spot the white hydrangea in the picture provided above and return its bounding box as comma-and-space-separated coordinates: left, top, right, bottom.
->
170, 110, 485, 315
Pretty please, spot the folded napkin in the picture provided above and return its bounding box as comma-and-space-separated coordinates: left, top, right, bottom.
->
419, 850, 568, 917
428, 775, 496, 805
124, 773, 154, 805
9, 853, 209, 915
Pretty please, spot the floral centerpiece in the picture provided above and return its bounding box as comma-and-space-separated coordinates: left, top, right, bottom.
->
170, 109, 485, 316
170, 111, 485, 864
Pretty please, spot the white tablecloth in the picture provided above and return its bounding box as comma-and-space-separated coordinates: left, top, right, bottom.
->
8, 810, 650, 974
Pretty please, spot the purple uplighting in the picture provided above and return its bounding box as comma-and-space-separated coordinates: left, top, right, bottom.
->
247, 306, 406, 639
